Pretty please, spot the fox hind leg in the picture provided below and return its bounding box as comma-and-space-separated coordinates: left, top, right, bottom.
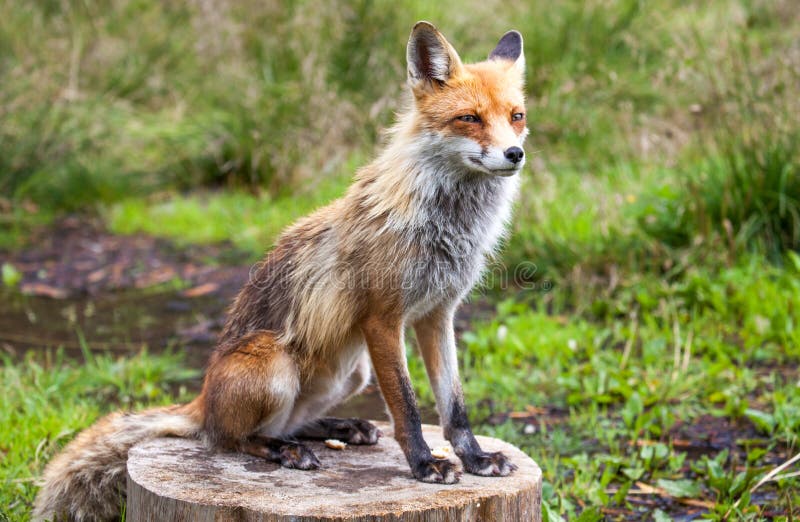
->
292, 351, 381, 444
294, 417, 382, 445
201, 331, 324, 469
241, 435, 321, 470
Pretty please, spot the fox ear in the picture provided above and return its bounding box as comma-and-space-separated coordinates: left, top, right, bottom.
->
407, 21, 463, 90
489, 30, 525, 74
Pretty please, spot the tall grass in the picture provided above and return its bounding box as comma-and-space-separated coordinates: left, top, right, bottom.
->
692, 37, 800, 257
2, 1, 799, 278
0, 0, 741, 209
639, 31, 800, 258
0, 1, 404, 207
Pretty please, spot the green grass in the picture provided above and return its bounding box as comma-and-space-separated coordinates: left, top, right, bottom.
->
0, 346, 198, 521
1, 1, 792, 209
407, 257, 800, 519
106, 156, 356, 257
634, 28, 800, 261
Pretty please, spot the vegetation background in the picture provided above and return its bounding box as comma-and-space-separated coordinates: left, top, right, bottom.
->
1, 0, 798, 520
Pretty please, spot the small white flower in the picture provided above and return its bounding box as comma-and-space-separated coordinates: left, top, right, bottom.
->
496, 325, 508, 342
753, 315, 770, 335
567, 339, 578, 351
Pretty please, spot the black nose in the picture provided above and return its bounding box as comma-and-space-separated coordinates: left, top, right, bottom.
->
504, 146, 524, 164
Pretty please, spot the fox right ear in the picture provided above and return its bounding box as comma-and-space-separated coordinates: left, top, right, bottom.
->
489, 30, 525, 74
407, 22, 463, 91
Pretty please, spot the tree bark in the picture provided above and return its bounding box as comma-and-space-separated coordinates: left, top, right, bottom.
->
127, 422, 541, 521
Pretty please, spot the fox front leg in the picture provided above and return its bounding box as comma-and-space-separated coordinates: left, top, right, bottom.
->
361, 314, 460, 484
414, 306, 517, 477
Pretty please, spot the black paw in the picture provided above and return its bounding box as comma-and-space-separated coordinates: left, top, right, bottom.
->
330, 418, 383, 445
461, 450, 517, 477
412, 458, 461, 484
279, 442, 321, 470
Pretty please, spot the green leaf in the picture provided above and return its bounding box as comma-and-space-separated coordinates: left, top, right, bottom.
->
622, 392, 644, 427
1, 263, 21, 287
640, 443, 669, 462
653, 509, 672, 522
622, 466, 645, 480
613, 481, 632, 505
542, 500, 566, 522
744, 408, 775, 433
729, 471, 750, 496
575, 506, 603, 522
787, 250, 800, 273
656, 478, 702, 498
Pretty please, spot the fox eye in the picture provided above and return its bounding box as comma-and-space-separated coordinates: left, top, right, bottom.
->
457, 114, 480, 123
511, 112, 525, 122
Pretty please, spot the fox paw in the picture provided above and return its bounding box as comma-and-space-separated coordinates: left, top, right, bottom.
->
412, 458, 460, 484
279, 442, 321, 470
337, 418, 383, 445
461, 450, 517, 477
319, 418, 382, 445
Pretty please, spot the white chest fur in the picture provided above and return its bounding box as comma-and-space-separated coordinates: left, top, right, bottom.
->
401, 171, 519, 319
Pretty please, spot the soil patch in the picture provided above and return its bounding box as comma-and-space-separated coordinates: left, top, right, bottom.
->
1, 215, 252, 298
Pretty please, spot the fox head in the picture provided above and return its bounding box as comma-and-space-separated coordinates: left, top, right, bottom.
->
406, 22, 528, 177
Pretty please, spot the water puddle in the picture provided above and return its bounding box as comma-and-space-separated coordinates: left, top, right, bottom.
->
1, 288, 225, 368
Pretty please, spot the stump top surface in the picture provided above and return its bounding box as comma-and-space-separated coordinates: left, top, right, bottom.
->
128, 422, 541, 518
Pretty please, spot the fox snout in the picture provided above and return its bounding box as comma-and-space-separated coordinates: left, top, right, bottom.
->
471, 142, 526, 176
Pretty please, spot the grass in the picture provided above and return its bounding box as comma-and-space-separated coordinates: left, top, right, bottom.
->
635, 29, 800, 261
106, 157, 357, 257
0, 346, 198, 521
1, 1, 791, 209
417, 257, 800, 519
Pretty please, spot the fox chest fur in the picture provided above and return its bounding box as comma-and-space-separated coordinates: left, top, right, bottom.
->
398, 171, 519, 319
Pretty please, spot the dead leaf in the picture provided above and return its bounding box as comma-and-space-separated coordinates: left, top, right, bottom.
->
20, 283, 69, 299
630, 481, 715, 509
182, 282, 220, 298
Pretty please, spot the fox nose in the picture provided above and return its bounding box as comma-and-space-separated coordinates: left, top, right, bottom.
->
504, 146, 524, 164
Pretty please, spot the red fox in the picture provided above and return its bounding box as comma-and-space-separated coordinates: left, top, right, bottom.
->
33, 21, 528, 521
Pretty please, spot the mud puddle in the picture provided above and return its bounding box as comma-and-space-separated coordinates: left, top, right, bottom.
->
0, 288, 227, 368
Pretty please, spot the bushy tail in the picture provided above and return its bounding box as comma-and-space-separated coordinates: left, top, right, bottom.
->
32, 404, 201, 522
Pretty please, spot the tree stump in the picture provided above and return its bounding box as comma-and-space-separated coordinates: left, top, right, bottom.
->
126, 422, 542, 521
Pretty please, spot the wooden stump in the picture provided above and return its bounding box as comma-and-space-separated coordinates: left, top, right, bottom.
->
126, 422, 542, 521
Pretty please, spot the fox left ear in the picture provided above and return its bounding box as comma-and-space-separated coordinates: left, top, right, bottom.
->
489, 30, 525, 74
407, 21, 464, 92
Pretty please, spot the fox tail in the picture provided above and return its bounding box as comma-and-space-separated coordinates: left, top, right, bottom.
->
32, 405, 200, 522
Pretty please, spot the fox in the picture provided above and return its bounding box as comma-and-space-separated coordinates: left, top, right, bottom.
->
33, 21, 528, 521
